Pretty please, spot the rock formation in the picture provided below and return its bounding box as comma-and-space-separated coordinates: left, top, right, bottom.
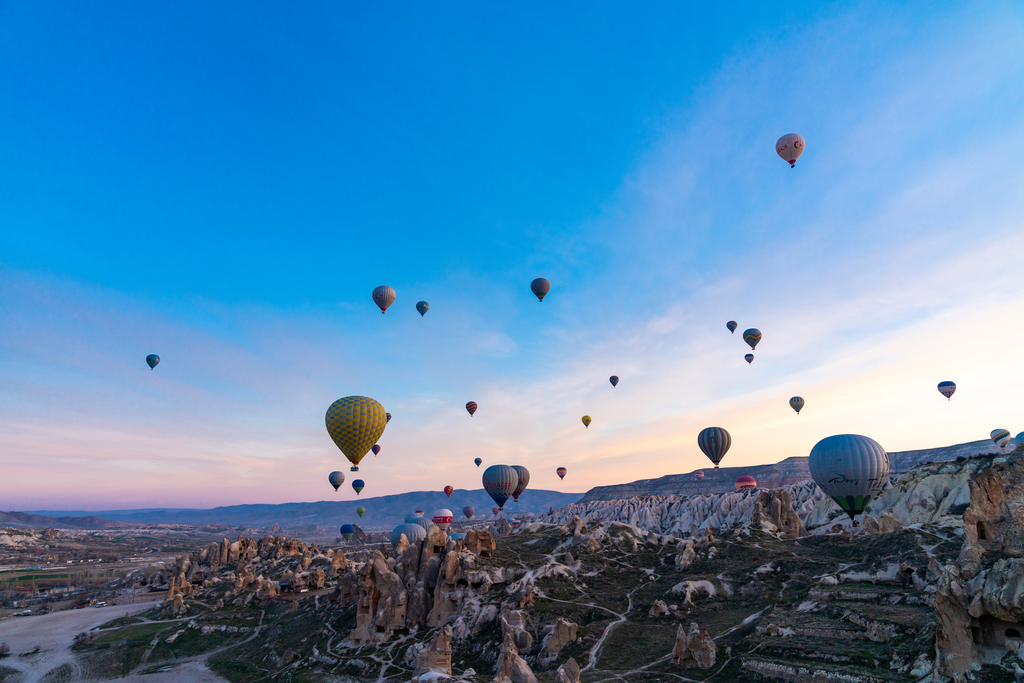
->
539, 617, 577, 664
671, 622, 716, 669
553, 657, 580, 683
492, 631, 538, 683
412, 625, 452, 680
749, 488, 807, 538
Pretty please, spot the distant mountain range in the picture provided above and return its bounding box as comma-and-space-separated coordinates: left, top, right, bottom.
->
0, 510, 146, 530
21, 488, 584, 531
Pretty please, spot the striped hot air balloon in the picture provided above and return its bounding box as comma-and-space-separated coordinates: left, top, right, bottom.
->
726, 321, 737, 334
790, 397, 805, 414
743, 329, 761, 350
432, 509, 453, 531
325, 396, 388, 472
809, 434, 890, 525
744, 354, 754, 364
328, 471, 344, 491
556, 467, 567, 480
372, 285, 396, 313
482, 465, 518, 510
444, 485, 454, 498
405, 512, 424, 522
511, 465, 530, 502
694, 470, 704, 482
466, 401, 478, 417
735, 476, 757, 490
609, 376, 619, 387
991, 429, 1012, 450
937, 381, 956, 400
698, 427, 732, 469
776, 133, 805, 168
390, 523, 426, 548
530, 278, 551, 302
410, 517, 436, 534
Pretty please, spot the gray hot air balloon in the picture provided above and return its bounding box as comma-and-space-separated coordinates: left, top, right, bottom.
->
390, 523, 427, 548
510, 465, 531, 502
404, 512, 424, 523
416, 301, 429, 317
146, 354, 160, 370
463, 506, 475, 519
530, 278, 550, 302
697, 427, 732, 469
328, 471, 344, 491
410, 517, 436, 534
482, 464, 518, 510
808, 434, 890, 525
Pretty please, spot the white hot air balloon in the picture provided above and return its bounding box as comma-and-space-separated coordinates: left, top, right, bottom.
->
808, 434, 889, 526
776, 133, 805, 168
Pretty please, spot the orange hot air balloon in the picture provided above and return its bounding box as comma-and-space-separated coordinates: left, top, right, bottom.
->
444, 485, 454, 498
466, 401, 478, 417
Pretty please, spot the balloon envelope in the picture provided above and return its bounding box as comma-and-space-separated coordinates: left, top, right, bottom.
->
444, 485, 454, 498
145, 354, 160, 369
991, 429, 1011, 449
609, 376, 618, 387
432, 509, 453, 531
466, 401, 478, 417
352, 479, 365, 495
482, 464, 518, 510
694, 470, 704, 482
386, 413, 392, 423
808, 434, 890, 522
735, 476, 757, 490
325, 396, 388, 471
776, 133, 805, 167
356, 507, 365, 518
492, 506, 500, 515
410, 517, 436, 533
463, 506, 475, 519
726, 321, 737, 334
340, 523, 355, 540
328, 471, 344, 491
530, 277, 551, 302
474, 457, 482, 467
938, 381, 956, 400
742, 329, 761, 349
582, 415, 592, 428
372, 444, 381, 456
744, 354, 754, 364
416, 301, 429, 316
390, 523, 426, 548
511, 465, 530, 502
698, 427, 732, 468
372, 285, 396, 314
556, 467, 567, 480
405, 512, 424, 523
789, 397, 805, 414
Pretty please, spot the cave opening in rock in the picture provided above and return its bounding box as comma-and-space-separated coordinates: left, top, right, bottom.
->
1007, 628, 1021, 639
977, 522, 987, 540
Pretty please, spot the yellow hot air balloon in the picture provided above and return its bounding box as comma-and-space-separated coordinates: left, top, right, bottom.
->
582, 415, 592, 428
325, 396, 388, 472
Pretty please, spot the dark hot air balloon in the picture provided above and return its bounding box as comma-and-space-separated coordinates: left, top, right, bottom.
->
463, 506, 475, 519
372, 444, 381, 456
492, 506, 500, 516
146, 354, 160, 370
698, 427, 732, 469
937, 381, 956, 400
482, 464, 518, 510
510, 465, 530, 502
416, 301, 429, 317
609, 376, 619, 387
444, 485, 454, 498
372, 286, 396, 314
808, 434, 889, 525
474, 457, 482, 467
328, 471, 344, 491
743, 328, 761, 349
744, 354, 754, 364
466, 401, 478, 417
340, 524, 355, 541
352, 479, 364, 495
789, 397, 805, 414
726, 321, 737, 334
530, 278, 551, 302
386, 413, 392, 423
556, 467, 566, 480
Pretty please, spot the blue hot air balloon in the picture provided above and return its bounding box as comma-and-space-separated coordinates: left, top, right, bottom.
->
937, 381, 956, 400
743, 329, 761, 350
340, 524, 355, 541
416, 301, 429, 317
474, 457, 482, 467
352, 479, 365, 495
146, 354, 160, 370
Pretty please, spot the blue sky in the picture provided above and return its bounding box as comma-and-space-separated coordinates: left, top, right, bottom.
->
2, 3, 1024, 509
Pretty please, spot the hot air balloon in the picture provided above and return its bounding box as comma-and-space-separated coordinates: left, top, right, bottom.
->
556, 467, 567, 480
474, 457, 482, 467
386, 413, 392, 423
938, 382, 956, 400
352, 479, 365, 495
466, 401, 478, 417
726, 321, 737, 334
790, 397, 805, 415
372, 285, 396, 314
1016, 433, 1024, 449
582, 415, 592, 428
735, 476, 757, 490
991, 429, 1011, 450
415, 510, 424, 515
451, 532, 467, 542
372, 444, 381, 456
510, 465, 530, 502
325, 396, 388, 472
743, 328, 761, 350
609, 376, 619, 387
492, 506, 500, 516
808, 434, 890, 525
744, 354, 754, 364
390, 523, 426, 548
432, 509, 453, 531
410, 517, 435, 533
482, 464, 518, 511
698, 427, 732, 469
776, 133, 805, 168
340, 523, 355, 541
694, 470, 704, 482
356, 507, 365, 518
463, 506, 475, 519
405, 512, 424, 522
328, 471, 344, 491
531, 278, 550, 302
444, 485, 454, 498
416, 301, 429, 317
145, 354, 160, 370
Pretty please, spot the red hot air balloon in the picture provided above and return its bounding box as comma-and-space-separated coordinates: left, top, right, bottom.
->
372, 286, 396, 314
735, 475, 757, 490
530, 278, 551, 302
466, 401, 478, 417
372, 444, 381, 456
492, 506, 500, 516
444, 485, 454, 498
556, 467, 567, 480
